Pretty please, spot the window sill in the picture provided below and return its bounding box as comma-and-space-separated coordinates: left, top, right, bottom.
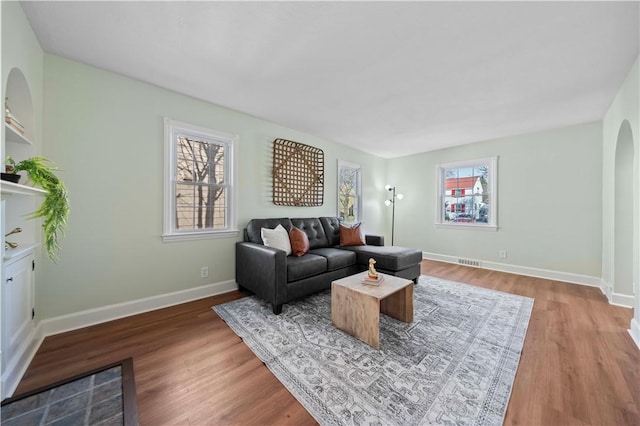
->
435, 223, 498, 232
162, 229, 239, 242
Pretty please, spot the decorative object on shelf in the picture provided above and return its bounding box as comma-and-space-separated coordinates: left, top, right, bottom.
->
272, 138, 324, 206
1, 172, 21, 183
5, 156, 69, 261
4, 227, 22, 250
384, 185, 404, 245
368, 257, 378, 279
4, 97, 25, 134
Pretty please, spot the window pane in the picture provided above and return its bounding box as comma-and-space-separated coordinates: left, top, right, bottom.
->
175, 183, 226, 230
174, 134, 227, 231
176, 136, 225, 185
443, 164, 489, 223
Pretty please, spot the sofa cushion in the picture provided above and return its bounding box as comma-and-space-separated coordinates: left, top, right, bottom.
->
319, 217, 341, 246
287, 254, 328, 282
341, 245, 423, 271
261, 224, 292, 255
289, 227, 310, 257
246, 218, 292, 244
339, 222, 366, 246
291, 218, 329, 249
308, 248, 356, 271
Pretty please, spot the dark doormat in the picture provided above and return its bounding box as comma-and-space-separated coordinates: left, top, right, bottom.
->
1, 358, 138, 426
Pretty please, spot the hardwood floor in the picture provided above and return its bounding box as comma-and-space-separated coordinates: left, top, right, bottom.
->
15, 260, 640, 425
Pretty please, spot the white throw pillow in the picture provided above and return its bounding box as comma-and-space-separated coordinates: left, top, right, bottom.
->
261, 224, 292, 255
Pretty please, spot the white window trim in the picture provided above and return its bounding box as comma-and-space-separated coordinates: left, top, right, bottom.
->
162, 117, 239, 242
337, 160, 363, 223
435, 156, 498, 231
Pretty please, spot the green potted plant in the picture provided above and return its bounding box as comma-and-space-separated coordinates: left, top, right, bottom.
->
4, 156, 69, 262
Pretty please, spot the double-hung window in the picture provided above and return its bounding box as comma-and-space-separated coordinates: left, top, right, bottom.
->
435, 156, 498, 230
163, 118, 238, 241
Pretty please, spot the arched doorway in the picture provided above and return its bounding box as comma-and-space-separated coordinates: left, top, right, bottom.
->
614, 120, 634, 296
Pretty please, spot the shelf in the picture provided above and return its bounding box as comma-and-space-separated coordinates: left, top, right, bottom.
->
4, 123, 33, 145
3, 243, 39, 262
1, 180, 47, 198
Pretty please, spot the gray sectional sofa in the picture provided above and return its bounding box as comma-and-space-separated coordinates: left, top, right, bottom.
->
235, 217, 422, 314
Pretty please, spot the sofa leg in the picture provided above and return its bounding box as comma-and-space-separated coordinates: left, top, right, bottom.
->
273, 304, 283, 315
413, 277, 419, 284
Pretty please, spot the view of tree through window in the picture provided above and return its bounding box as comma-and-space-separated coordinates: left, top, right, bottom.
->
175, 136, 227, 230
337, 161, 361, 223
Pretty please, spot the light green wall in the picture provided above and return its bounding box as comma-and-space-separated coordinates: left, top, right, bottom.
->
387, 122, 603, 277
38, 54, 386, 319
602, 57, 639, 304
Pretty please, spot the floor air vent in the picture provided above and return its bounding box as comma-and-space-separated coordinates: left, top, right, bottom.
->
458, 258, 481, 267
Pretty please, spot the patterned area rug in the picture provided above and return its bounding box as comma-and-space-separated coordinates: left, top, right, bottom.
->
214, 276, 533, 426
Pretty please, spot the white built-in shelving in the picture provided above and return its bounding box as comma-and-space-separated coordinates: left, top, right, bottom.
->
1, 181, 47, 198
4, 123, 32, 145
2, 67, 40, 398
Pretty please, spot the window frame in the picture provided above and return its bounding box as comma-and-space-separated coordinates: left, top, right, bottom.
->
162, 118, 239, 242
337, 160, 362, 224
435, 156, 498, 231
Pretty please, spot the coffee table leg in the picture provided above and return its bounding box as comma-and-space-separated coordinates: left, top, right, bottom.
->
332, 283, 381, 349
380, 284, 414, 323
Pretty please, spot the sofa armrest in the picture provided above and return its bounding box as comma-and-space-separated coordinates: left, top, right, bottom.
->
236, 242, 288, 308
365, 234, 385, 246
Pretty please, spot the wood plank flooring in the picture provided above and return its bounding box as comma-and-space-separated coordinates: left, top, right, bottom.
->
14, 260, 640, 425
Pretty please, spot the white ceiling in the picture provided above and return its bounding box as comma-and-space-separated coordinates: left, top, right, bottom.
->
21, 1, 640, 158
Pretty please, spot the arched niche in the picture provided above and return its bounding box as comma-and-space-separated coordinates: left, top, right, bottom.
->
5, 67, 34, 141
614, 119, 634, 295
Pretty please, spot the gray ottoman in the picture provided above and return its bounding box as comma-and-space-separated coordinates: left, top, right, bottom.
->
341, 245, 423, 282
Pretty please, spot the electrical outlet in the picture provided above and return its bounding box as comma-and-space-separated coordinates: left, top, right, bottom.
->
201, 267, 209, 278
499, 250, 507, 259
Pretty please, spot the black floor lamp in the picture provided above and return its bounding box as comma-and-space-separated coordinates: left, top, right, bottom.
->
384, 185, 403, 245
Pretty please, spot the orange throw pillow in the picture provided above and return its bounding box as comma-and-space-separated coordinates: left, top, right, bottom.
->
339, 222, 366, 246
289, 227, 310, 256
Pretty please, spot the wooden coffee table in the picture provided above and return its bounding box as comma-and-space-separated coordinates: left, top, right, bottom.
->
331, 271, 413, 349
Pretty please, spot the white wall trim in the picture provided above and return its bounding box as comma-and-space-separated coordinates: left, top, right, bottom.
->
423, 252, 639, 308
609, 292, 636, 308
1, 326, 44, 399
423, 251, 602, 287
629, 318, 640, 350
40, 280, 238, 337
1, 279, 238, 398
600, 279, 613, 302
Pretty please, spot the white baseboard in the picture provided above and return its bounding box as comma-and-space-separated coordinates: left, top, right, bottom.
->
599, 280, 635, 308
600, 279, 613, 301
1, 326, 44, 400
1, 279, 238, 399
630, 318, 640, 350
423, 252, 637, 309
610, 292, 635, 308
423, 251, 602, 287
39, 280, 238, 337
